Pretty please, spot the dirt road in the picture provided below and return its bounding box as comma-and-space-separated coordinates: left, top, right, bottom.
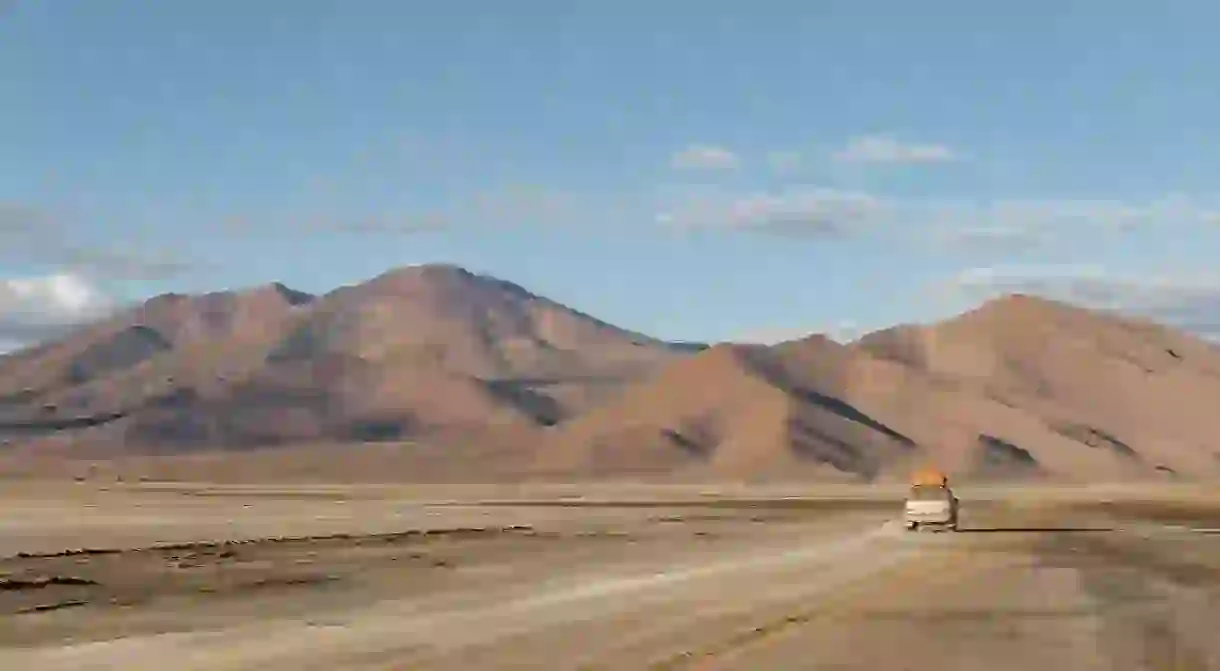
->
2, 484, 1220, 669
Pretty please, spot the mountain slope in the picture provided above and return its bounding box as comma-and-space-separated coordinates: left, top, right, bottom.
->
536, 339, 918, 480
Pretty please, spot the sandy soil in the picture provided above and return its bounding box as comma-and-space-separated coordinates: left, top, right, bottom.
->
1, 483, 1220, 670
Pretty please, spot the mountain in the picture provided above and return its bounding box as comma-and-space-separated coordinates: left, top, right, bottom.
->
0, 264, 700, 455
538, 294, 1220, 482
5, 270, 1220, 484
849, 293, 1220, 480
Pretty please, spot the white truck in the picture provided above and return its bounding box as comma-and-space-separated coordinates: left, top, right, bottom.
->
904, 482, 959, 532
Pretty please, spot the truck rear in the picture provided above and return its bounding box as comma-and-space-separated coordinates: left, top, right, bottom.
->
904, 483, 958, 531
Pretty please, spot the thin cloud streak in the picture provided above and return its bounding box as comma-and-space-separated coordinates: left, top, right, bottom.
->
934, 264, 1220, 339
833, 135, 959, 165
670, 144, 740, 170
655, 187, 1220, 247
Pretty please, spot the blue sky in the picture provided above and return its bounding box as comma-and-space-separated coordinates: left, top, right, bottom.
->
4, 1, 1220, 347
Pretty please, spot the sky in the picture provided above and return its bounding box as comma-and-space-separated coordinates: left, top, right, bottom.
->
4, 1, 1220, 350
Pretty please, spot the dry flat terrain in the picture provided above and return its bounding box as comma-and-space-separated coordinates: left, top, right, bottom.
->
2, 483, 1220, 670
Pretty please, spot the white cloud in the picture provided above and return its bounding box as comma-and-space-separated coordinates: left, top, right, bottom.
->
932, 224, 1048, 252
833, 134, 959, 165
0, 273, 116, 348
935, 264, 1220, 339
659, 187, 885, 235
655, 186, 1220, 247
670, 144, 739, 170
924, 195, 1220, 253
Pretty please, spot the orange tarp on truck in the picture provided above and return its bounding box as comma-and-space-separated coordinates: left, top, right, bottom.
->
910, 466, 948, 487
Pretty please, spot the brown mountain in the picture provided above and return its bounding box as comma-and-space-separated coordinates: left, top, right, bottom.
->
849, 294, 1220, 480
538, 294, 1220, 482
5, 270, 1220, 483
0, 264, 700, 455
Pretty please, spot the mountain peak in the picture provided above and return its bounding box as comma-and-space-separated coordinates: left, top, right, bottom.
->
261, 282, 314, 307
374, 263, 474, 281
976, 292, 1071, 311
365, 263, 537, 298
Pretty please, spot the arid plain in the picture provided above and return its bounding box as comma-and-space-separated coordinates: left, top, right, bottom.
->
3, 481, 1220, 670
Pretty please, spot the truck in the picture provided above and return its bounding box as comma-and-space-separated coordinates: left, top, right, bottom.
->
904, 467, 958, 532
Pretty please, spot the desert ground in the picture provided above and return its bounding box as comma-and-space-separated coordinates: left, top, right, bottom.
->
1, 481, 1220, 670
